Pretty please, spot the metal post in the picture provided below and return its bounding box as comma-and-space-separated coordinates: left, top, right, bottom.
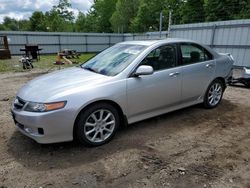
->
108, 35, 111, 47
85, 35, 88, 53
58, 35, 61, 51
159, 11, 163, 38
168, 10, 172, 38
122, 34, 125, 42
25, 34, 29, 44
210, 24, 217, 48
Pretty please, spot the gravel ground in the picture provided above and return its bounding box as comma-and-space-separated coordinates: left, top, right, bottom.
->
0, 70, 249, 188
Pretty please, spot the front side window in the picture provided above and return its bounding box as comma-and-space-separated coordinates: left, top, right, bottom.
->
140, 45, 177, 71
81, 44, 147, 76
180, 43, 213, 65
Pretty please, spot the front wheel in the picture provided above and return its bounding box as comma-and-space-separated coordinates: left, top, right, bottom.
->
75, 103, 120, 146
203, 79, 224, 109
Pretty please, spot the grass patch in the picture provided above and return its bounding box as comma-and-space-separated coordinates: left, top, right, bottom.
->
0, 53, 95, 73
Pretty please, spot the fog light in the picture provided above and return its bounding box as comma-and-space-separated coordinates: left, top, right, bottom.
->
38, 128, 44, 135
24, 127, 33, 134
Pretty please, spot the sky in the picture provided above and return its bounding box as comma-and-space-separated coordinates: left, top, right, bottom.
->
0, 0, 94, 23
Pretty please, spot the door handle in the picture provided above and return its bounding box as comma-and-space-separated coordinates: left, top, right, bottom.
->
206, 64, 214, 68
169, 72, 180, 77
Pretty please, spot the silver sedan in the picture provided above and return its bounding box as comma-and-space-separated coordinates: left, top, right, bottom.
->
11, 38, 234, 146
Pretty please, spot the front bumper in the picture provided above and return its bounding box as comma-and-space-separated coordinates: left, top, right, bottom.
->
11, 107, 75, 144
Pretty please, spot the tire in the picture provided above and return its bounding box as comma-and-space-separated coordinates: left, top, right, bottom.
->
75, 103, 120, 146
203, 79, 224, 109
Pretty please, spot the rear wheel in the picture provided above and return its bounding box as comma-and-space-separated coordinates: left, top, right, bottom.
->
203, 79, 224, 109
75, 103, 120, 146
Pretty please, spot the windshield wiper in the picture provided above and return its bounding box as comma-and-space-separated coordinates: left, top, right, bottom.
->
82, 66, 98, 73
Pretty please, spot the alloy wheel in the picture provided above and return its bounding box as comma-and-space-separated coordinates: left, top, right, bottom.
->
208, 83, 223, 106
84, 109, 115, 143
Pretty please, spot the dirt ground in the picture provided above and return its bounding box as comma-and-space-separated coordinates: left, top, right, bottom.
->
0, 70, 249, 188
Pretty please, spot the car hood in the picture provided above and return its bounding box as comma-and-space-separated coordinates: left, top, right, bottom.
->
17, 67, 112, 102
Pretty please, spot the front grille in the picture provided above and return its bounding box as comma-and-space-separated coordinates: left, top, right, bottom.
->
14, 97, 26, 110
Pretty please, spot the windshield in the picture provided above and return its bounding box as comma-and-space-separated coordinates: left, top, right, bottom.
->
81, 44, 147, 76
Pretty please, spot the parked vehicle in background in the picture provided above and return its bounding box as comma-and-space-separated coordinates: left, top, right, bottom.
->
229, 67, 250, 88
11, 38, 234, 146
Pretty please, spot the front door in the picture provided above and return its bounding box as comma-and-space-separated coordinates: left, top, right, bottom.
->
127, 44, 182, 122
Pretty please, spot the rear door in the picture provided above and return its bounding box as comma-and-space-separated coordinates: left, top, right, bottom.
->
179, 43, 215, 103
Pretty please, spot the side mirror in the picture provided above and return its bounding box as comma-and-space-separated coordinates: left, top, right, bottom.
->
134, 65, 154, 76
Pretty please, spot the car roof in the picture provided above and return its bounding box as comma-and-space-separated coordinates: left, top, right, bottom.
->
120, 38, 197, 46
120, 38, 219, 58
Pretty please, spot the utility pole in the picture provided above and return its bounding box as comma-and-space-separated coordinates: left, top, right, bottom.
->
168, 10, 172, 38
159, 11, 163, 38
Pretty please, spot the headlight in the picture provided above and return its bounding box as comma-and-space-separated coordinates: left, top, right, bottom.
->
24, 101, 67, 112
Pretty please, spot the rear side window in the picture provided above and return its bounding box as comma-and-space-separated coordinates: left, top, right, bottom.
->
180, 43, 213, 65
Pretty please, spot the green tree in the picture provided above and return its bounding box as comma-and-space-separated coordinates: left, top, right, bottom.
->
166, 0, 183, 25
2, 0, 250, 33
130, 0, 169, 33
0, 24, 5, 30
204, 0, 243, 21
75, 12, 86, 32
2, 17, 19, 31
110, 0, 140, 33
93, 0, 118, 32
44, 0, 75, 32
83, 10, 99, 32
234, 0, 250, 19
180, 0, 205, 24
52, 0, 74, 21
0, 17, 30, 31
30, 11, 47, 31
45, 10, 66, 32
18, 20, 30, 31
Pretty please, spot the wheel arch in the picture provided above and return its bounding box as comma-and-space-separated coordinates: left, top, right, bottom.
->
203, 77, 226, 109
73, 100, 127, 139
214, 77, 226, 91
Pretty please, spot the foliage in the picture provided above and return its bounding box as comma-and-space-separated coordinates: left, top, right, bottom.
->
1, 17, 19, 31
110, 0, 140, 33
130, 0, 169, 33
180, 0, 205, 24
52, 0, 75, 22
204, 0, 248, 21
0, 0, 250, 33
75, 12, 86, 32
45, 10, 69, 32
81, 9, 99, 32
94, 0, 118, 32
30, 11, 47, 31
239, 2, 250, 19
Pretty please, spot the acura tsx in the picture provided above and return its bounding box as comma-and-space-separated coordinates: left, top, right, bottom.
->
11, 38, 234, 146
